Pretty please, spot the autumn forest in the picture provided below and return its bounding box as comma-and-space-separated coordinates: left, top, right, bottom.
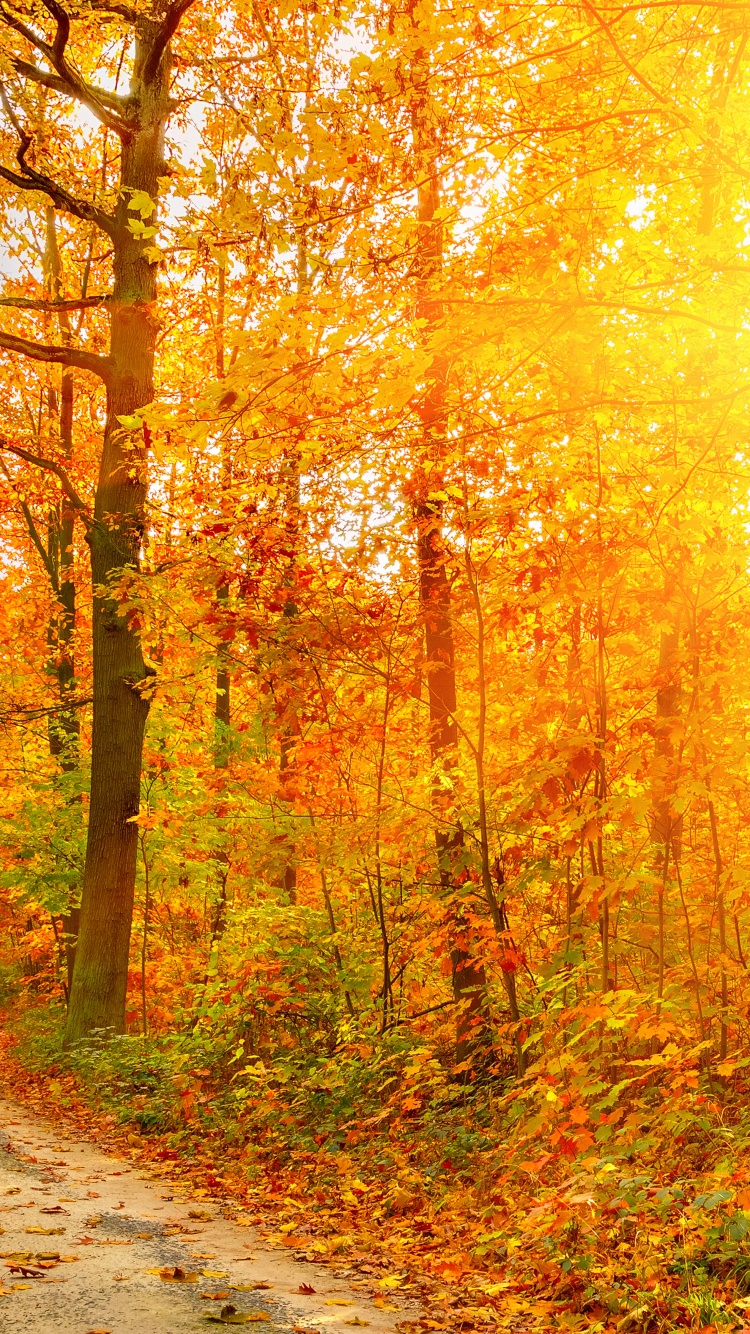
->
1, 0, 750, 1329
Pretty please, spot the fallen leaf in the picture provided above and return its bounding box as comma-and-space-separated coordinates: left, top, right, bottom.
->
201, 1291, 231, 1300
203, 1304, 271, 1324
136, 1232, 153, 1240
40, 1207, 69, 1216
298, 1283, 316, 1294
326, 1300, 355, 1306
344, 1322, 370, 1329
386, 1187, 415, 1212
25, 1227, 65, 1236
202, 1269, 230, 1278
149, 1266, 199, 1283
190, 1209, 214, 1220
232, 1283, 272, 1292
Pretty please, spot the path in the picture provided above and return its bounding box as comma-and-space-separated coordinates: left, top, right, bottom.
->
0, 1097, 407, 1334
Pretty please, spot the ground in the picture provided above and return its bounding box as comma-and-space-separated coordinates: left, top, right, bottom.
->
0, 1096, 407, 1334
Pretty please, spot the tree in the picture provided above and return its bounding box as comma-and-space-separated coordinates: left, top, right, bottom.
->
0, 0, 197, 1041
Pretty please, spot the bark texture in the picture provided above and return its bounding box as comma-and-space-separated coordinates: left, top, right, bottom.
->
64, 16, 185, 1043
409, 6, 488, 1068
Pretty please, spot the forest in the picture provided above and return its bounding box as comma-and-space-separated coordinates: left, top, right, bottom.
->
1, 0, 750, 1330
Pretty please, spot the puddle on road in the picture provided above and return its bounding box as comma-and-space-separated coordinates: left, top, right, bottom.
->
0, 1111, 396, 1334
0, 1134, 292, 1333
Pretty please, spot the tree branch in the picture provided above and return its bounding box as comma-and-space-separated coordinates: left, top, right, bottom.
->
0, 456, 56, 584
0, 161, 116, 237
0, 439, 91, 521
0, 80, 117, 236
85, 0, 138, 19
11, 56, 128, 118
142, 0, 197, 84
581, 0, 668, 105
0, 695, 92, 725
0, 329, 113, 382
0, 294, 110, 311
0, 0, 132, 135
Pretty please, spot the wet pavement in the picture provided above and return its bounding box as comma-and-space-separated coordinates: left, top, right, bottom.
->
0, 1098, 404, 1334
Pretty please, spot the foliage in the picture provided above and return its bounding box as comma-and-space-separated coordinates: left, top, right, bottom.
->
3, 0, 750, 1326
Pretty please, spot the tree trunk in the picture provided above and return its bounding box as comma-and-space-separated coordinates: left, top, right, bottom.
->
44, 208, 82, 994
65, 24, 178, 1044
273, 236, 310, 907
650, 577, 681, 1012
409, 3, 488, 1069
211, 260, 231, 946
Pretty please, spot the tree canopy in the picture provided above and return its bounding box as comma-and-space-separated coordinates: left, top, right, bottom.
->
3, 0, 750, 1327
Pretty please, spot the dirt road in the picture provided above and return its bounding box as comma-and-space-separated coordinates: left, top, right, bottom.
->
0, 1098, 406, 1334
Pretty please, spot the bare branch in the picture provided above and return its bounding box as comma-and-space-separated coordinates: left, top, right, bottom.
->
0, 329, 113, 382
142, 0, 197, 84
0, 0, 131, 134
0, 294, 110, 311
0, 439, 91, 520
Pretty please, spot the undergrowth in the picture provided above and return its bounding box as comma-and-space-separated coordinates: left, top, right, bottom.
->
7, 994, 750, 1332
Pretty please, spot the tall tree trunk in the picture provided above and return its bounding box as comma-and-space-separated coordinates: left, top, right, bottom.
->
6, 207, 84, 999
651, 576, 681, 1010
409, 4, 488, 1069
65, 17, 189, 1044
464, 528, 523, 1073
272, 233, 311, 907
274, 441, 301, 905
44, 208, 81, 996
211, 258, 231, 945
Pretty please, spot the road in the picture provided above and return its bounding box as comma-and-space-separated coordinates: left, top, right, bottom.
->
0, 1097, 404, 1334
